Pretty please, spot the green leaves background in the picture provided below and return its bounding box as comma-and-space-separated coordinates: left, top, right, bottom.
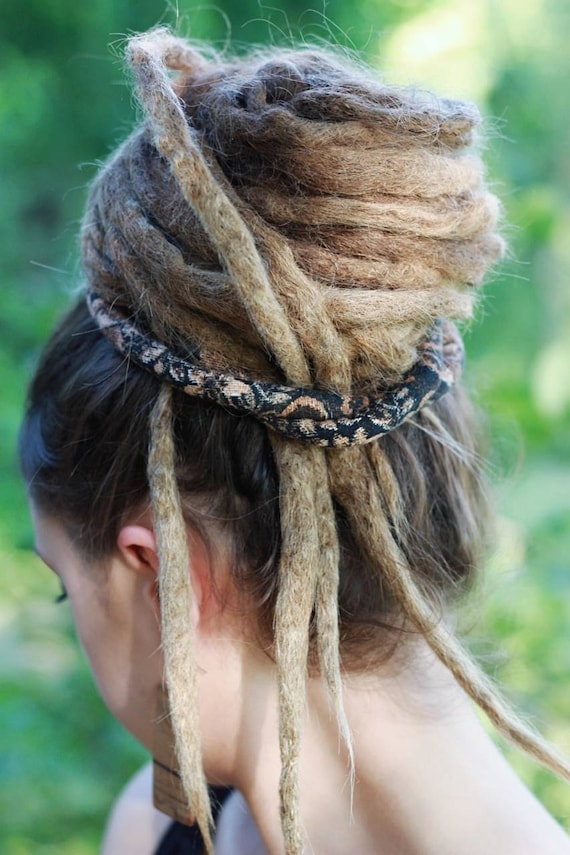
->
1, 2, 569, 851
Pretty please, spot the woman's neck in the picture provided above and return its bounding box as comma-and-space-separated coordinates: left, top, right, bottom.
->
227, 639, 570, 855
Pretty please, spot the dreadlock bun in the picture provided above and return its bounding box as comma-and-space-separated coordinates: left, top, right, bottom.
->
83, 34, 503, 393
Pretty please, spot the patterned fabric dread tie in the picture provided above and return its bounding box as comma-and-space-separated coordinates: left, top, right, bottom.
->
87, 290, 465, 448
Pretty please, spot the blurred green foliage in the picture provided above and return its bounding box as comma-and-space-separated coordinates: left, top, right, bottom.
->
1, 1, 569, 852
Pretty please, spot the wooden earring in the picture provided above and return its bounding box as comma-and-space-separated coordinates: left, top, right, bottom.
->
152, 685, 195, 826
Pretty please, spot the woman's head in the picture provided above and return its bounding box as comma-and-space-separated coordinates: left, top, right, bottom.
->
20, 29, 532, 853
20, 297, 488, 661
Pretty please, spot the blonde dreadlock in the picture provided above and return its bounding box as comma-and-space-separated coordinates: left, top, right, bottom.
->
78, 28, 569, 854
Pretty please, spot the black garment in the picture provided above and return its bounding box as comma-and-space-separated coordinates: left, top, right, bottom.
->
154, 787, 233, 855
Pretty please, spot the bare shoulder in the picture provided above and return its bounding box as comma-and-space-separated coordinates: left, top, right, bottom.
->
100, 762, 173, 855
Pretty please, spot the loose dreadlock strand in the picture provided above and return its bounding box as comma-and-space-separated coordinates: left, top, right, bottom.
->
313, 456, 355, 789
329, 446, 570, 783
196, 150, 354, 391
270, 437, 322, 854
257, 145, 484, 198
289, 231, 502, 290
240, 185, 500, 239
209, 127, 358, 782
126, 31, 310, 387
130, 25, 209, 75
271, 443, 356, 850
128, 33, 359, 850
148, 386, 214, 851
365, 442, 406, 530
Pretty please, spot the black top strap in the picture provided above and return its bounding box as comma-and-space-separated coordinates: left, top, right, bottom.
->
154, 787, 233, 855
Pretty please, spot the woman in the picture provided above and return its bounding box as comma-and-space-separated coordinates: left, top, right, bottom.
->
20, 28, 570, 855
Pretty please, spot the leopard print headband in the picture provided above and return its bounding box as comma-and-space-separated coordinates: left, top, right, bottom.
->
87, 290, 464, 448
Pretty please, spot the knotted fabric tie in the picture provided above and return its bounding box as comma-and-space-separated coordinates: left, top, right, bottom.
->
87, 290, 464, 447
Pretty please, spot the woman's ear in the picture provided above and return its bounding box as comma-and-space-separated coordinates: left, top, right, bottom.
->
115, 523, 219, 628
116, 525, 161, 615
117, 525, 160, 575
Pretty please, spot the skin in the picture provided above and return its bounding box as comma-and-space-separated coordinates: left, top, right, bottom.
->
32, 504, 570, 855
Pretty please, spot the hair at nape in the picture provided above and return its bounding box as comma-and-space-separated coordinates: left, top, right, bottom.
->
25, 27, 570, 855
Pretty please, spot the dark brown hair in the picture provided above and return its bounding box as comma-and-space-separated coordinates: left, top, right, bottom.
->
20, 297, 485, 655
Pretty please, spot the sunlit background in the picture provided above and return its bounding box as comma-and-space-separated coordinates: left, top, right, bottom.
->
1, 1, 569, 852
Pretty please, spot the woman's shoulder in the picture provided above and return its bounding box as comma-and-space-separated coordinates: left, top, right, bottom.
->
100, 762, 173, 855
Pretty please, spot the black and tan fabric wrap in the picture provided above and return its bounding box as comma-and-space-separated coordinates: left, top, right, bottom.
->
87, 290, 464, 448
